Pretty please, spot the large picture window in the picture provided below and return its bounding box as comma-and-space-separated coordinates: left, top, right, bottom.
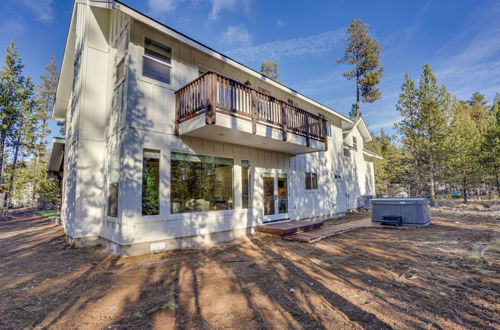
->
142, 149, 160, 216
305, 172, 318, 190
107, 151, 119, 217
143, 37, 172, 84
171, 152, 233, 213
241, 160, 250, 209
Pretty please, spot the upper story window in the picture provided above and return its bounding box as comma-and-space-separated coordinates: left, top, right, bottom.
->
143, 37, 172, 84
305, 172, 318, 190
326, 124, 332, 137
352, 136, 358, 149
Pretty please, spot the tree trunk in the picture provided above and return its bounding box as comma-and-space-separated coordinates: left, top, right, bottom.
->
495, 169, 500, 198
0, 134, 6, 182
4, 141, 20, 209
31, 155, 39, 206
429, 149, 436, 205
463, 174, 468, 204
413, 153, 421, 197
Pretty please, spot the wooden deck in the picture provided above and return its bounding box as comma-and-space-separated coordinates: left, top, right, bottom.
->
255, 220, 323, 236
257, 218, 420, 243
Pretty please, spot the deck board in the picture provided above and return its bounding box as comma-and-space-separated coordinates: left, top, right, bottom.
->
255, 220, 323, 236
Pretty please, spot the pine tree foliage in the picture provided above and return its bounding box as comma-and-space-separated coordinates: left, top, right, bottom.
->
444, 101, 482, 203
260, 59, 279, 80
0, 41, 25, 186
337, 19, 383, 117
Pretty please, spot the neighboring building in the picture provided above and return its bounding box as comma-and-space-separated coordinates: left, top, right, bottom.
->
47, 0, 381, 256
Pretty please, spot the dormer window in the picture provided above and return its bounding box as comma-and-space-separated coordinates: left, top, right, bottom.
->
143, 37, 172, 84
352, 136, 358, 149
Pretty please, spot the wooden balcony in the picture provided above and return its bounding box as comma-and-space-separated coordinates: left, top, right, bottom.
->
175, 72, 327, 154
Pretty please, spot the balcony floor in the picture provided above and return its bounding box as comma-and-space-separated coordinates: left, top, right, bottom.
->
178, 112, 326, 155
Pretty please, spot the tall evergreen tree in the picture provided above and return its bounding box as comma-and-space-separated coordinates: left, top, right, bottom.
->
337, 19, 383, 118
445, 101, 482, 203
4, 76, 38, 208
480, 102, 500, 196
394, 73, 424, 196
31, 56, 58, 205
0, 41, 25, 186
417, 63, 450, 205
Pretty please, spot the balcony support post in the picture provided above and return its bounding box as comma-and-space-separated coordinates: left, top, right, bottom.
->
281, 103, 287, 141
321, 116, 328, 151
175, 93, 180, 136
305, 115, 310, 147
205, 73, 216, 125
251, 90, 257, 134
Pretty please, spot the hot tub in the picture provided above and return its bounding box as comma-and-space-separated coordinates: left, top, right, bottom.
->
371, 198, 431, 226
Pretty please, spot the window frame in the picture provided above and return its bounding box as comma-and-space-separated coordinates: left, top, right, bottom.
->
326, 124, 332, 137
352, 136, 358, 150
170, 151, 235, 214
305, 172, 318, 190
142, 37, 173, 85
142, 149, 161, 216
107, 150, 120, 218
241, 160, 251, 209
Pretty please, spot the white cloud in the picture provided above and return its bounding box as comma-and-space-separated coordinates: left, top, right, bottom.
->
277, 20, 286, 27
208, 0, 251, 21
148, 0, 183, 15
22, 0, 53, 23
368, 119, 397, 130
0, 20, 26, 36
209, 0, 233, 20
225, 29, 343, 64
220, 25, 251, 47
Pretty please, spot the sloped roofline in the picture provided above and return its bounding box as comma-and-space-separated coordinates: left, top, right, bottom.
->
53, 0, 354, 124
343, 116, 372, 142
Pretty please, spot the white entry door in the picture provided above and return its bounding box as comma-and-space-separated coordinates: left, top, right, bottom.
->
262, 172, 289, 223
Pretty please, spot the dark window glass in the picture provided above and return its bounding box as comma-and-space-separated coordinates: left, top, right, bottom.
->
145, 38, 171, 63
171, 152, 233, 213
353, 136, 358, 149
143, 57, 170, 84
242, 160, 250, 209
107, 152, 119, 217
142, 150, 160, 215
143, 38, 171, 84
312, 173, 318, 189
326, 124, 332, 137
305, 172, 318, 190
305, 172, 312, 190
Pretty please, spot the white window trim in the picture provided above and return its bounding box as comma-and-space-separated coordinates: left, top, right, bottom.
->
141, 36, 173, 87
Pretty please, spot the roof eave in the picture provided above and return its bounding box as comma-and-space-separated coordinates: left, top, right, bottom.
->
113, 0, 353, 124
52, 2, 79, 121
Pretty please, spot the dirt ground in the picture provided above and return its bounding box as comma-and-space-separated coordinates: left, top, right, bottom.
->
0, 209, 498, 329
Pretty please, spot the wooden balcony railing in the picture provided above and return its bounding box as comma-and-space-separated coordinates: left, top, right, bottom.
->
175, 72, 327, 146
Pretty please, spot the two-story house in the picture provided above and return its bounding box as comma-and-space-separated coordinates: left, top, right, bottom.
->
47, 0, 381, 256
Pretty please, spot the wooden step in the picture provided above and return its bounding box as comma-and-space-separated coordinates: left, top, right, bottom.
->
255, 220, 323, 236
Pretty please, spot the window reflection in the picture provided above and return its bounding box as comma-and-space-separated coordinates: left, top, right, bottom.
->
171, 152, 234, 213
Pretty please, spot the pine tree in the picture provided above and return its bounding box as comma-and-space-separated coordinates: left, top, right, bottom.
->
337, 19, 383, 118
445, 101, 482, 203
260, 59, 279, 80
4, 76, 38, 208
366, 129, 409, 196
31, 56, 58, 205
394, 73, 424, 196
417, 63, 450, 205
480, 102, 500, 196
0, 41, 25, 187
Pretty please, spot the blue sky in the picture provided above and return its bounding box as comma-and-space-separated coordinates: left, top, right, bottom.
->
1, 0, 499, 139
